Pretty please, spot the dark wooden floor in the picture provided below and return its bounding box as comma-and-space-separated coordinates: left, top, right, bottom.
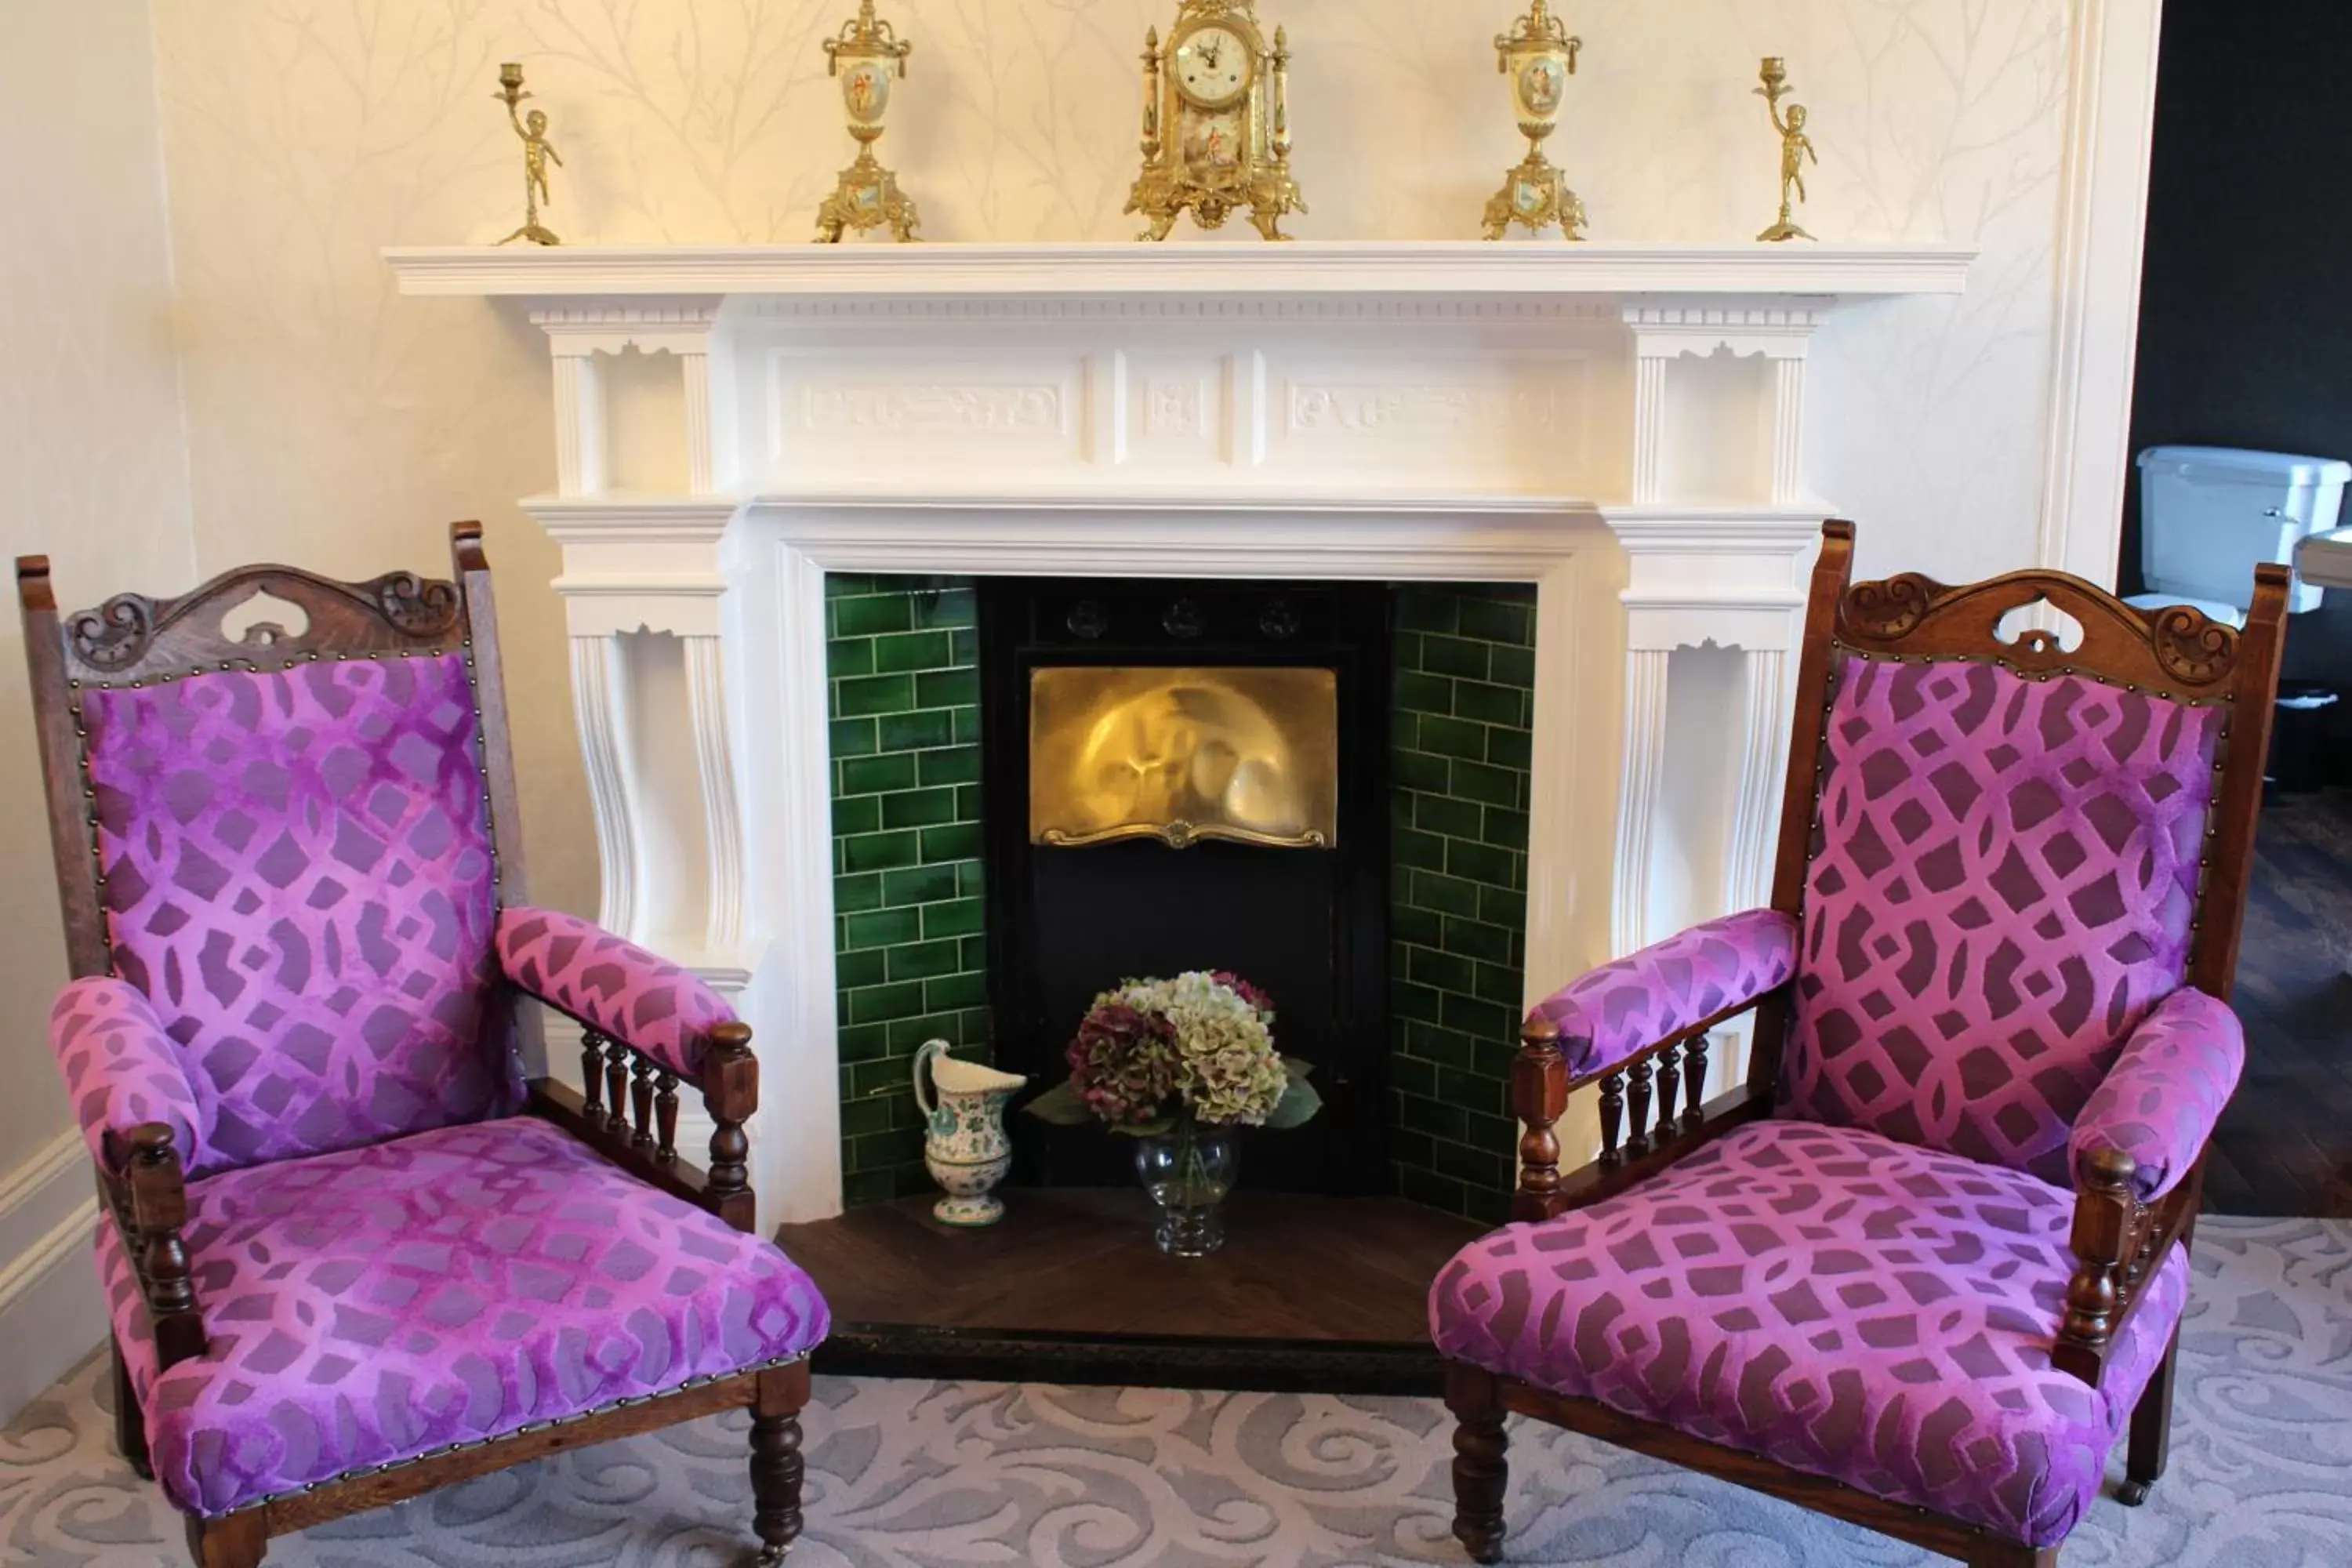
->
775, 1189, 1484, 1391
2209, 787, 2352, 1217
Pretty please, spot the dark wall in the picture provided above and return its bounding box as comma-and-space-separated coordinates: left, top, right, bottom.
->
2127, 2, 2352, 775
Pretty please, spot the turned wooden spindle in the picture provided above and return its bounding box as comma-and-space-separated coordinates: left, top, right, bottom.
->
580, 1030, 608, 1121
654, 1069, 680, 1162
604, 1049, 632, 1136
1510, 1016, 1570, 1222
2056, 1144, 2138, 1384
705, 1021, 759, 1231
1626, 1057, 1655, 1156
1598, 1071, 1625, 1166
1682, 1033, 1709, 1126
1654, 1040, 1682, 1127
125, 1124, 205, 1370
630, 1057, 657, 1152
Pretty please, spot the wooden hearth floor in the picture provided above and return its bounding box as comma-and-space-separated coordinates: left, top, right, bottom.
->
775, 1189, 1486, 1394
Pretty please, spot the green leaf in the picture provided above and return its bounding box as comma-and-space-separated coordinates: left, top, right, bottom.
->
1021, 1081, 1096, 1126
1260, 1075, 1324, 1131
1282, 1055, 1316, 1080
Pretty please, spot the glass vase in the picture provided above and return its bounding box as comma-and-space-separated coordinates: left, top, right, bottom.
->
1133, 1121, 1236, 1258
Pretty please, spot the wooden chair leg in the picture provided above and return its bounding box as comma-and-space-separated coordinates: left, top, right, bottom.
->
186, 1510, 268, 1567
750, 1364, 810, 1563
1443, 1362, 1509, 1566
1969, 1547, 2058, 1568
2118, 1327, 2183, 1506
111, 1337, 151, 1480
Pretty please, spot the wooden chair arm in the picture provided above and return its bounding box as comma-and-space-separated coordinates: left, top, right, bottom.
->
526, 1019, 760, 1234
1511, 1014, 1772, 1222
2053, 1146, 2203, 1388
106, 1123, 207, 1371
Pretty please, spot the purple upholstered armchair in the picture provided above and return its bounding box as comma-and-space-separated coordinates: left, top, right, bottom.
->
18, 527, 828, 1568
1429, 522, 2286, 1568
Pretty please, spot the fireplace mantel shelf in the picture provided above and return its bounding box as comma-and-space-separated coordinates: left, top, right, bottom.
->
391, 232, 1975, 1224
385, 239, 1975, 301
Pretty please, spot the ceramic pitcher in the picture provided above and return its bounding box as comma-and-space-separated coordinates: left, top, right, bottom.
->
913, 1040, 1025, 1227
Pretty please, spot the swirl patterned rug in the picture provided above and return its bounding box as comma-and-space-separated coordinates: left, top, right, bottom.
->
4, 1218, 2346, 1567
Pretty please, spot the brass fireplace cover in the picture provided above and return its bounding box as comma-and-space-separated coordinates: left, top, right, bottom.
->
1029, 666, 1338, 850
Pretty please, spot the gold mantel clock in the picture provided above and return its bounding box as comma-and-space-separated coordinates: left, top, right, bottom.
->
1126, 1, 1306, 241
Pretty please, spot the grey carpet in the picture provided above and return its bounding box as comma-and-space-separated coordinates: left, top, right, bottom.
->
3, 1217, 2347, 1566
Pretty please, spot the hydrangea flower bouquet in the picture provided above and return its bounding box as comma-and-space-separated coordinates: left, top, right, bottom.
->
1025, 971, 1320, 1255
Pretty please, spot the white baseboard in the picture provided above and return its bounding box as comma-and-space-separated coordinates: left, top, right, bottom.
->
0, 1129, 106, 1425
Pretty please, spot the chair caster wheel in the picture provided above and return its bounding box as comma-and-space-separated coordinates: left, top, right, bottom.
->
2117, 1478, 2152, 1507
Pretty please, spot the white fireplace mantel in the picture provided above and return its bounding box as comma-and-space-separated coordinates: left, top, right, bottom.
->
388, 240, 1972, 1221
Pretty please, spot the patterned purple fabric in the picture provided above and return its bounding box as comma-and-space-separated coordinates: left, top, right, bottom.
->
2070, 986, 2244, 1203
50, 977, 206, 1170
1429, 1118, 2188, 1548
1780, 655, 2223, 1185
81, 655, 518, 1178
1529, 909, 1798, 1080
101, 1116, 829, 1518
497, 906, 736, 1080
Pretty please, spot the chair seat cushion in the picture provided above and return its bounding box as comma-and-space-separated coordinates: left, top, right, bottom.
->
100, 1117, 829, 1518
1428, 1118, 2187, 1548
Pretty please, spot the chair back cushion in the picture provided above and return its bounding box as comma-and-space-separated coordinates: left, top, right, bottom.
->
1778, 652, 2223, 1185
81, 652, 516, 1175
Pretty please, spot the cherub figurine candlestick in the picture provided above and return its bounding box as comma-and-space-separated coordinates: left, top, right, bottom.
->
495, 64, 563, 246
1483, 1, 1586, 240
1755, 56, 1818, 242
816, 1, 920, 243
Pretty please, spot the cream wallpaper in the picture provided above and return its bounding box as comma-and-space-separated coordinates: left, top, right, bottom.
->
0, 0, 198, 1174
140, 0, 2080, 937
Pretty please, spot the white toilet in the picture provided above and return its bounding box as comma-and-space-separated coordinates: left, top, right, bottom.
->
2129, 445, 2349, 628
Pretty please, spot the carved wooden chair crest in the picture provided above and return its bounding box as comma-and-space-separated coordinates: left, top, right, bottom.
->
1431, 521, 2285, 1567
17, 526, 829, 1567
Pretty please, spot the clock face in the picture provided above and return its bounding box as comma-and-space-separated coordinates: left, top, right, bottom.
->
1173, 24, 1253, 109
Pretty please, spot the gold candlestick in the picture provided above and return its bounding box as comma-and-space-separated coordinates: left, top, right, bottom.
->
1755, 56, 1817, 242
1482, 0, 1586, 241
495, 63, 563, 247
816, 1, 920, 243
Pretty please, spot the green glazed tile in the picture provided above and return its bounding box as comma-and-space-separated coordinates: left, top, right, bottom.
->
1392, 750, 1450, 794
1412, 793, 1483, 843
836, 949, 887, 989
1393, 592, 1460, 637
1408, 869, 1483, 920
873, 630, 953, 674
923, 897, 985, 939
830, 717, 879, 759
1393, 671, 1454, 717
843, 907, 920, 950
924, 970, 989, 1011
1490, 643, 1537, 691
923, 822, 983, 863
1392, 826, 1447, 874
887, 940, 963, 982
827, 637, 876, 680
833, 594, 913, 637
1486, 727, 1534, 771
916, 667, 980, 710
913, 586, 978, 630
840, 830, 922, 873
1457, 595, 1534, 648
1420, 634, 1491, 682
1452, 680, 1525, 728
1482, 806, 1530, 853
1450, 760, 1522, 811
829, 795, 880, 838
919, 747, 982, 788
839, 752, 920, 797
878, 710, 955, 752
1416, 715, 1487, 762
836, 673, 916, 719
835, 871, 885, 916
1448, 837, 1515, 889
1391, 904, 1443, 949
848, 980, 929, 1025
881, 862, 959, 907
882, 787, 959, 831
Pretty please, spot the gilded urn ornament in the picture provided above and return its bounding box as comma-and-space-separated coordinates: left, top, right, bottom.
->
816, 1, 920, 243
1482, 2, 1586, 241
494, 63, 564, 247
1755, 56, 1819, 242
1127, 1, 1306, 241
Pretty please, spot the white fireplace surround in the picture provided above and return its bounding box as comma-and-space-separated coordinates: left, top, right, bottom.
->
387, 241, 1978, 1222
